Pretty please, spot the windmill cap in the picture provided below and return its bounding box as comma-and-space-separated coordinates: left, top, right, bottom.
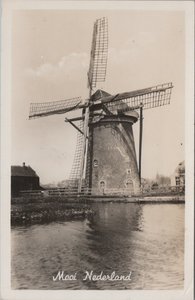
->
91, 89, 111, 102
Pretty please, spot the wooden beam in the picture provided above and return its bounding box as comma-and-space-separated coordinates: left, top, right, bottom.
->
65, 118, 88, 138
139, 105, 143, 181
65, 116, 84, 122
64, 113, 103, 123
78, 111, 90, 192
102, 104, 113, 115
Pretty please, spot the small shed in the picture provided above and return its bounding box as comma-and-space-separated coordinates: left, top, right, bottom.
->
11, 162, 40, 196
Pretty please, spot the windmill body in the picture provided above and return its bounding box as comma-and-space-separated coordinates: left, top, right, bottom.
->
29, 17, 173, 196
85, 89, 140, 195
87, 111, 140, 194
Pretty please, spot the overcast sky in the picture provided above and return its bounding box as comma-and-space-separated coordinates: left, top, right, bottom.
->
11, 8, 185, 185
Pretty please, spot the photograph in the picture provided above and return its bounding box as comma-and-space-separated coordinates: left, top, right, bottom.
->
0, 1, 194, 299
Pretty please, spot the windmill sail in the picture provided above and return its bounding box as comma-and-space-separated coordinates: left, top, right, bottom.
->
88, 17, 108, 91
29, 97, 83, 119
78, 17, 108, 192
69, 120, 84, 184
97, 83, 173, 113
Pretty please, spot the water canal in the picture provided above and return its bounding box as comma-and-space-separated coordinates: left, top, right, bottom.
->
11, 202, 184, 289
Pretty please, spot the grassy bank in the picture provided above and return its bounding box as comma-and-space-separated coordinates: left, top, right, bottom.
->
11, 193, 184, 226
11, 201, 94, 226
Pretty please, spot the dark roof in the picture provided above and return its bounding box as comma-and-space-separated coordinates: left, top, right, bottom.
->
11, 165, 39, 177
91, 89, 111, 102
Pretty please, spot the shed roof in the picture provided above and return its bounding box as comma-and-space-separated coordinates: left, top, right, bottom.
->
11, 165, 39, 177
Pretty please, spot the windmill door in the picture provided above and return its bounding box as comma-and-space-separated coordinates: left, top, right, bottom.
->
126, 179, 134, 194
100, 180, 105, 194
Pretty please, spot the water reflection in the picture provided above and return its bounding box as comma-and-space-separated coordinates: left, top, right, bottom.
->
11, 203, 184, 290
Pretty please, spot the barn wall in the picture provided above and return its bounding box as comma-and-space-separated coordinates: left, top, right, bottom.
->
11, 176, 40, 196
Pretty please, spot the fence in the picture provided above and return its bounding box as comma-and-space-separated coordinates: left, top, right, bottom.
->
20, 187, 134, 197
19, 185, 184, 198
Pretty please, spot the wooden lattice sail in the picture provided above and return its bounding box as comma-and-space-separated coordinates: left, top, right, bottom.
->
69, 121, 84, 185
88, 17, 108, 91
29, 97, 82, 119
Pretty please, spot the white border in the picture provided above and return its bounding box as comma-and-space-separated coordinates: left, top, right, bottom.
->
1, 1, 194, 300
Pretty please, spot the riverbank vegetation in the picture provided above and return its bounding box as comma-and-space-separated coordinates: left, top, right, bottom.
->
11, 201, 94, 226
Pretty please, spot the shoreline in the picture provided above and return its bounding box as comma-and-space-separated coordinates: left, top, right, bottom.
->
11, 194, 184, 226
11, 202, 94, 226
12, 193, 185, 203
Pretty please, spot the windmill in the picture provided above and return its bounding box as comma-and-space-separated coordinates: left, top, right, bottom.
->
29, 17, 173, 195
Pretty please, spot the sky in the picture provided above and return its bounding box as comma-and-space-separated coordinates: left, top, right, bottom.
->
11, 8, 185, 185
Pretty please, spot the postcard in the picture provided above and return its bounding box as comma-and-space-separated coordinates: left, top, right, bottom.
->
0, 1, 194, 300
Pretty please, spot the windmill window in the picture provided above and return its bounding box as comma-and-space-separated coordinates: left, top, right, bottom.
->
93, 159, 98, 167
100, 180, 105, 188
125, 179, 134, 191
127, 169, 131, 175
